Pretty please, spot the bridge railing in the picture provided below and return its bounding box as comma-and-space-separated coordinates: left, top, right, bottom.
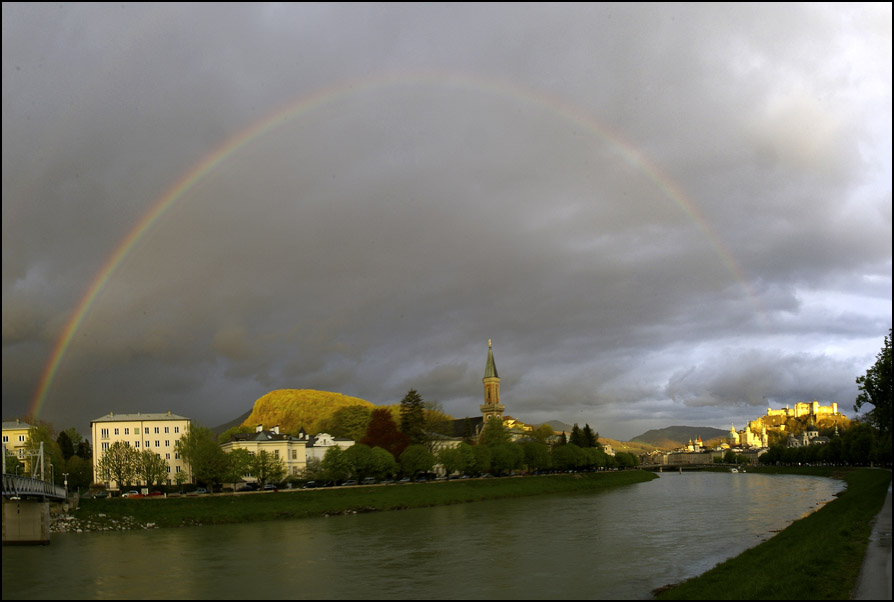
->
2, 473, 67, 500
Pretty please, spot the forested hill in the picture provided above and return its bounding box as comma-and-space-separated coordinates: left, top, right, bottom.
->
237, 389, 375, 435
631, 425, 728, 449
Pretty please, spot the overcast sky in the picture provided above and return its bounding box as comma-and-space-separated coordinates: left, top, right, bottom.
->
3, 3, 891, 441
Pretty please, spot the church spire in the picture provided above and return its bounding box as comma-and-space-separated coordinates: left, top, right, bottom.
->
485, 338, 499, 379
481, 339, 505, 422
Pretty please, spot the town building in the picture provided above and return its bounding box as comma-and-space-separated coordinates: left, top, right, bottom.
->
219, 425, 354, 483
90, 411, 191, 489
2, 419, 33, 473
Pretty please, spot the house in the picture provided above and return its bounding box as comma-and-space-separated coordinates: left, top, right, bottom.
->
91, 411, 191, 489
220, 425, 354, 482
2, 419, 33, 473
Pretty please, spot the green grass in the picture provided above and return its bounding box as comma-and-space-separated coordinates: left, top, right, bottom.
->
72, 471, 656, 530
654, 467, 891, 600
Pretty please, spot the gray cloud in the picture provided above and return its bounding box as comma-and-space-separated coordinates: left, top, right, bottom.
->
3, 3, 890, 441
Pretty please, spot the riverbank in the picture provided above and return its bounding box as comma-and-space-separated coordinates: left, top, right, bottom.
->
55, 470, 656, 533
653, 467, 892, 600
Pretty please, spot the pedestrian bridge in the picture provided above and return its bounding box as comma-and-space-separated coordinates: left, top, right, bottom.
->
2, 473, 66, 501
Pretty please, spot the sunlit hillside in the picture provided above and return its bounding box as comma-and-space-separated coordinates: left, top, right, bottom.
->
240, 389, 375, 434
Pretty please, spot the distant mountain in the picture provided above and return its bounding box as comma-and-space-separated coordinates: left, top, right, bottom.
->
631, 425, 728, 449
211, 408, 253, 437
542, 420, 575, 433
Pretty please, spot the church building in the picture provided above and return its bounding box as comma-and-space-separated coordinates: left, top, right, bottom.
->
480, 339, 505, 422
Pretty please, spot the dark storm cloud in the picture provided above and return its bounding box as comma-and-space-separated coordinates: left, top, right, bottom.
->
3, 3, 891, 441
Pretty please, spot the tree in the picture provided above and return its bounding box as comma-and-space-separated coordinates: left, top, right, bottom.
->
320, 405, 373, 441
480, 416, 511, 447
399, 444, 435, 477
97, 441, 138, 489
437, 445, 468, 477
223, 448, 254, 486
135, 450, 169, 488
370, 446, 398, 479
175, 425, 228, 492
321, 446, 351, 484
520, 441, 551, 472
582, 424, 599, 449
569, 424, 586, 448
344, 443, 377, 480
855, 328, 892, 435
251, 450, 286, 486
63, 455, 93, 492
361, 408, 410, 459
27, 421, 65, 484
489, 442, 523, 475
56, 430, 75, 461
400, 389, 427, 445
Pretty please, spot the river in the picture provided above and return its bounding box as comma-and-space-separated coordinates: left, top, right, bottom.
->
2, 472, 844, 600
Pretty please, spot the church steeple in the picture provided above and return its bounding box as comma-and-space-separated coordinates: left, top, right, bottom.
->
481, 339, 505, 422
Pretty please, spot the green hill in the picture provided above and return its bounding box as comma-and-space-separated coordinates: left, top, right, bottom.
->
239, 389, 375, 435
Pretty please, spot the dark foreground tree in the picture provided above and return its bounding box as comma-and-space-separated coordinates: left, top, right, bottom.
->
855, 328, 892, 435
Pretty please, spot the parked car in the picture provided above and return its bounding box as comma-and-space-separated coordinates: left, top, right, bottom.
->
342, 479, 357, 486
361, 477, 377, 485
195, 487, 208, 494
121, 490, 141, 498
301, 481, 317, 489
263, 483, 277, 490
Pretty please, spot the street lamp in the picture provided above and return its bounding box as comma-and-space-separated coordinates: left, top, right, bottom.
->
63, 472, 69, 493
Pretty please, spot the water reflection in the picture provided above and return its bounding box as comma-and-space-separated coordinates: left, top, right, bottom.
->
2, 473, 843, 600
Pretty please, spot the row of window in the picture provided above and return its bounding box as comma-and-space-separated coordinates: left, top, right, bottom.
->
2, 435, 27, 443
99, 440, 181, 455
99, 425, 181, 439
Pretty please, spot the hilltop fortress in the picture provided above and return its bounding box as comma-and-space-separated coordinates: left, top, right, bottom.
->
766, 400, 839, 419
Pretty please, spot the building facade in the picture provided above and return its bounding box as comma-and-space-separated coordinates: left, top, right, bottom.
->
91, 411, 191, 489
220, 425, 354, 483
2, 419, 33, 473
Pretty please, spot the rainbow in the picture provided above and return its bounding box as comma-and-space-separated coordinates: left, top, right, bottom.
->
28, 71, 760, 419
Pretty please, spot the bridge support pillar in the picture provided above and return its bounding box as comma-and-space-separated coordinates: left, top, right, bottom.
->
2, 498, 50, 545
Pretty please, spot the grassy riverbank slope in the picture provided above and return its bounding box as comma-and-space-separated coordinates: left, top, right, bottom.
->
654, 467, 892, 600
71, 471, 656, 531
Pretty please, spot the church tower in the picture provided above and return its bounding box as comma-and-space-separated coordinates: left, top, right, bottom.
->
480, 339, 505, 422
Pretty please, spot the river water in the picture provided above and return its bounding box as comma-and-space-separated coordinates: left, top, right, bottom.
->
2, 472, 843, 600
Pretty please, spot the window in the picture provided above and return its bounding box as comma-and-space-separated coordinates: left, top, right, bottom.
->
101, 428, 109, 439
154, 427, 159, 434
114, 428, 119, 435
165, 453, 171, 460
144, 427, 150, 434
291, 450, 297, 460
175, 465, 181, 473
124, 428, 129, 435
165, 440, 170, 447
1, 436, 7, 443
102, 442, 109, 451
164, 426, 169, 434
135, 441, 140, 448
166, 466, 171, 473
174, 426, 180, 433
155, 441, 160, 448
19, 435, 25, 442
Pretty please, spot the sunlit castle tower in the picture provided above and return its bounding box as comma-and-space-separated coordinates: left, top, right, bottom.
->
480, 339, 505, 422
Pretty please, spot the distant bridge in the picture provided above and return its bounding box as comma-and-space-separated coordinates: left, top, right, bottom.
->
2, 473, 66, 501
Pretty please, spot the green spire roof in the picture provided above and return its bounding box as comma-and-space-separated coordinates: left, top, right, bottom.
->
485, 339, 499, 379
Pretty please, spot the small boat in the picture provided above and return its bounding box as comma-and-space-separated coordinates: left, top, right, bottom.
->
730, 468, 739, 473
